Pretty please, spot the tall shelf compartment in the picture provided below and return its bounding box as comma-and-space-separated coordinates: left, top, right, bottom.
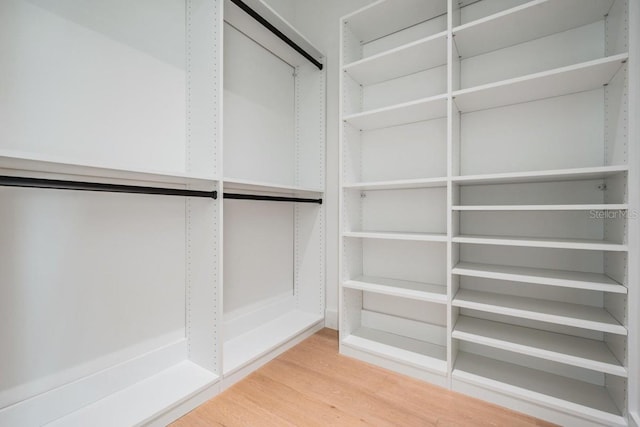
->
0, 0, 222, 425
339, 0, 637, 425
221, 0, 326, 386
0, 0, 328, 424
340, 0, 450, 385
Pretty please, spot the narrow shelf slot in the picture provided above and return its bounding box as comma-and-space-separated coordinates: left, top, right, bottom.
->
453, 165, 628, 185
453, 352, 626, 426
453, 235, 627, 252
343, 276, 447, 303
452, 204, 628, 211
343, 32, 447, 85
342, 327, 447, 373
343, 0, 447, 44
343, 177, 448, 191
343, 94, 447, 131
223, 310, 323, 376
453, 316, 626, 377
453, 289, 627, 335
453, 262, 627, 294
344, 231, 448, 242
453, 54, 628, 113
453, 0, 614, 58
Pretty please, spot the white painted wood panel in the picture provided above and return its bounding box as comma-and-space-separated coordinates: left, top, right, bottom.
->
460, 90, 604, 175
454, 316, 626, 376
454, 234, 627, 251
363, 294, 446, 326
453, 289, 626, 335
460, 22, 605, 89
344, 276, 447, 303
454, 0, 612, 58
343, 327, 447, 373
344, 95, 447, 131
361, 188, 446, 234
0, 0, 186, 173
362, 239, 447, 286
361, 119, 447, 181
223, 310, 323, 375
344, 32, 447, 85
343, 0, 447, 44
46, 362, 218, 427
453, 352, 625, 426
454, 55, 627, 113
223, 23, 295, 186
453, 262, 626, 293
0, 189, 186, 406
223, 199, 294, 314
363, 67, 447, 111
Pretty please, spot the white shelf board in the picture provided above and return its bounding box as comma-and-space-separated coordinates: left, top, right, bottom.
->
223, 177, 323, 196
343, 94, 447, 131
453, 316, 626, 377
453, 234, 628, 252
343, 32, 447, 85
453, 54, 628, 112
453, 165, 628, 185
344, 230, 448, 242
342, 327, 447, 373
223, 310, 323, 376
0, 149, 217, 188
224, 0, 323, 68
453, 262, 627, 294
342, 0, 447, 44
47, 361, 218, 427
453, 289, 627, 335
453, 0, 614, 58
453, 352, 626, 426
343, 177, 448, 190
453, 204, 628, 211
343, 276, 447, 303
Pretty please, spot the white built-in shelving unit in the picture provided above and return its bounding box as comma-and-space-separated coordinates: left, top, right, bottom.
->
0, 0, 326, 425
221, 0, 326, 387
0, 0, 222, 424
339, 0, 637, 425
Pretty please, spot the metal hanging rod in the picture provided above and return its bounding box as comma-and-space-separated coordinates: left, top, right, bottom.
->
0, 176, 217, 199
229, 0, 323, 70
224, 192, 322, 204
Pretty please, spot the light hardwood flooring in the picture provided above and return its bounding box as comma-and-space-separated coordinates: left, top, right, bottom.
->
171, 329, 555, 426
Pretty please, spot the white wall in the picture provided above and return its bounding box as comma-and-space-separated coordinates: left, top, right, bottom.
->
264, 0, 296, 24
263, 0, 375, 329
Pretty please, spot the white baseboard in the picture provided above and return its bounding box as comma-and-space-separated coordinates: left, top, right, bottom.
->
630, 411, 640, 427
324, 308, 338, 330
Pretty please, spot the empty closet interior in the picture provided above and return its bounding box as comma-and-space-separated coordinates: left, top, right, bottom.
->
0, 0, 326, 425
340, 0, 635, 426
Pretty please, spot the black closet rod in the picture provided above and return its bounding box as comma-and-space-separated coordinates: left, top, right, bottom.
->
224, 192, 322, 204
230, 0, 323, 70
0, 176, 218, 199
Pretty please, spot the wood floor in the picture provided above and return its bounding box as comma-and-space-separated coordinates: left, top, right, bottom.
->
171, 329, 555, 426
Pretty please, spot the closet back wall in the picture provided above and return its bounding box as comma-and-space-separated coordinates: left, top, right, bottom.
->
0, 0, 186, 171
